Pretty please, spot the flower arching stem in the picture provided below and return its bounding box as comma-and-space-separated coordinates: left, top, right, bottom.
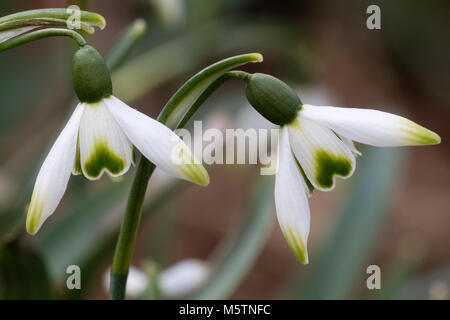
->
108, 54, 263, 300
110, 159, 155, 300
0, 28, 87, 52
227, 70, 251, 81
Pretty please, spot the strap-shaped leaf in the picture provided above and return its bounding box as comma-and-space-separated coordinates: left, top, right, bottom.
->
0, 8, 106, 35
157, 53, 263, 129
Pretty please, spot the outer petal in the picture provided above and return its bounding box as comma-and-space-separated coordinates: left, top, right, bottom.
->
287, 116, 356, 191
300, 104, 441, 146
26, 104, 85, 234
105, 96, 209, 186
275, 127, 310, 264
78, 99, 133, 180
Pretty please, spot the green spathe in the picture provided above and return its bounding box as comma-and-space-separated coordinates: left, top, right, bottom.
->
72, 45, 112, 103
245, 73, 301, 125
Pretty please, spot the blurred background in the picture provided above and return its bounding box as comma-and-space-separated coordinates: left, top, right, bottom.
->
0, 0, 449, 299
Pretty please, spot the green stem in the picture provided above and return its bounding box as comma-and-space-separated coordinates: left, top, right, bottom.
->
0, 8, 105, 33
0, 28, 86, 52
227, 70, 251, 81
110, 160, 155, 300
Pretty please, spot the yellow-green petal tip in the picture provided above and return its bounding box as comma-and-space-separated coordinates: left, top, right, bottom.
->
25, 198, 43, 235
398, 119, 441, 146
281, 225, 309, 264
178, 163, 210, 187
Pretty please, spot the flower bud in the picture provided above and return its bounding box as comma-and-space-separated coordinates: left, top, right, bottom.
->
245, 73, 301, 125
72, 45, 112, 103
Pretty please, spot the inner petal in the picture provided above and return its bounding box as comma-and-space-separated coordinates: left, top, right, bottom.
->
78, 100, 133, 180
287, 116, 356, 191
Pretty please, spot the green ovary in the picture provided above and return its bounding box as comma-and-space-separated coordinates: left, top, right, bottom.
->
83, 141, 125, 178
314, 149, 352, 189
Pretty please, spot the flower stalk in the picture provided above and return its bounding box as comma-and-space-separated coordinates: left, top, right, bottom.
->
0, 28, 87, 52
0, 8, 105, 34
110, 160, 155, 300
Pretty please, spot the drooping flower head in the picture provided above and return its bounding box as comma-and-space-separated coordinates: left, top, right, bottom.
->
244, 73, 440, 264
26, 45, 209, 234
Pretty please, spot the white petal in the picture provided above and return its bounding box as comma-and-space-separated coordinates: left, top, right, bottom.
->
78, 99, 133, 180
160, 259, 211, 298
105, 96, 209, 186
337, 134, 362, 156
26, 104, 85, 234
0, 26, 37, 43
275, 127, 310, 264
300, 104, 441, 146
287, 115, 356, 191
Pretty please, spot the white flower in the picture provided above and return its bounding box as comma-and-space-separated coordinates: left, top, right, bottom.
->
26, 96, 209, 234
275, 104, 440, 263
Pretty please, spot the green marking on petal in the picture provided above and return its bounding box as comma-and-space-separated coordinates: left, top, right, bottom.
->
314, 149, 353, 189
131, 146, 136, 166
281, 225, 308, 264
398, 119, 441, 145
73, 137, 82, 175
83, 140, 126, 179
26, 191, 44, 235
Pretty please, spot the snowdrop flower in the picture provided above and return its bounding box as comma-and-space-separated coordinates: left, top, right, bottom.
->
26, 45, 209, 234
244, 73, 441, 264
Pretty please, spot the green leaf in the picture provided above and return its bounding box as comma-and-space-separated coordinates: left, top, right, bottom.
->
0, 241, 51, 299
192, 177, 274, 299
291, 148, 406, 299
106, 19, 147, 70
0, 8, 106, 34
